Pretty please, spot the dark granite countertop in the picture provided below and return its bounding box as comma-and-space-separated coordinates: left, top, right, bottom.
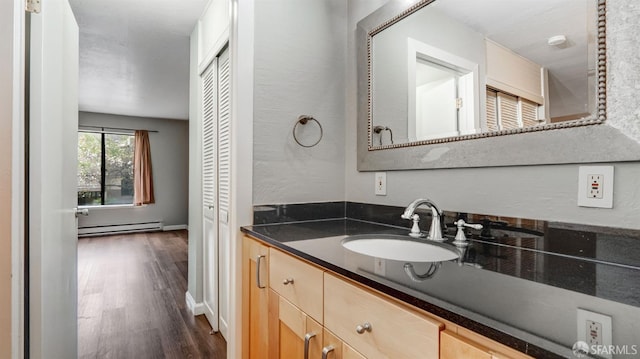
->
241, 215, 640, 359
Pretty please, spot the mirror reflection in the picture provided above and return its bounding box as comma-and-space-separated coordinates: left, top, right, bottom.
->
370, 0, 598, 147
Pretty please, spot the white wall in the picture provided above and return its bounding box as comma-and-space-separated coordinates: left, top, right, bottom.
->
252, 0, 347, 205
345, 0, 640, 230
0, 0, 17, 356
77, 112, 189, 228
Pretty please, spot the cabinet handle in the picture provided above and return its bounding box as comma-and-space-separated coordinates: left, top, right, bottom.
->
282, 278, 294, 285
304, 332, 316, 359
255, 255, 266, 289
322, 345, 335, 359
355, 322, 372, 334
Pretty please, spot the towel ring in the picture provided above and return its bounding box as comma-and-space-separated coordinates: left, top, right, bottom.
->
293, 115, 323, 148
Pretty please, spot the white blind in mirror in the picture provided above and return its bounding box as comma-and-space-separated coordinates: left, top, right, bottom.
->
486, 89, 499, 131
520, 98, 539, 128
487, 88, 541, 131
497, 92, 519, 130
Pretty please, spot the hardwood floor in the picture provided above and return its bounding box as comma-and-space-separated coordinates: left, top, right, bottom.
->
78, 230, 227, 358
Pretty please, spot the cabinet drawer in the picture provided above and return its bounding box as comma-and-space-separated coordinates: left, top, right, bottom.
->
455, 328, 534, 359
269, 248, 324, 323
324, 273, 443, 359
441, 330, 492, 359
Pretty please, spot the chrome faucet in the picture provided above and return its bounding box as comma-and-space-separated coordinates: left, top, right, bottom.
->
401, 199, 444, 241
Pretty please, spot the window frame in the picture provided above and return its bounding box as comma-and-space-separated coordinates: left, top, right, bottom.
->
77, 128, 135, 207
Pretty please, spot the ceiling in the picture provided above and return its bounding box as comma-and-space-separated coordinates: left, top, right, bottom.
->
69, 0, 209, 120
432, 0, 594, 116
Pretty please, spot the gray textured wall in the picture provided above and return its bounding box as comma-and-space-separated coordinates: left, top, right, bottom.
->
252, 0, 347, 205
77, 111, 189, 228
345, 0, 640, 230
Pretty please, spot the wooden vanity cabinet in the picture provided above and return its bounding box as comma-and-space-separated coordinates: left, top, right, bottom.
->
242, 236, 270, 359
242, 235, 533, 359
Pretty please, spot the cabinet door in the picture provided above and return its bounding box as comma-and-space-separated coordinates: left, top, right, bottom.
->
276, 294, 323, 359
242, 237, 270, 359
321, 329, 367, 359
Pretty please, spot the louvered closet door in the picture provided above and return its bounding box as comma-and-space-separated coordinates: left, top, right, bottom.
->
217, 46, 231, 340
201, 58, 219, 332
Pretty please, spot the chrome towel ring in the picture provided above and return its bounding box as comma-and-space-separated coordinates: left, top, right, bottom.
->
293, 115, 323, 148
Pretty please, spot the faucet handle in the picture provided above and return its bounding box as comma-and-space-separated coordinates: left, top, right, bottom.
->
452, 219, 483, 246
408, 214, 426, 238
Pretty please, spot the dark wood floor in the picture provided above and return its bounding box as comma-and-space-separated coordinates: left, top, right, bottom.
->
78, 230, 227, 358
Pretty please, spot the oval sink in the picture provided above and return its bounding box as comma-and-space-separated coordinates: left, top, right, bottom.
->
341, 234, 459, 262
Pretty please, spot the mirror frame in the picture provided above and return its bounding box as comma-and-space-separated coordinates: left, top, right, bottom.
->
357, 0, 640, 171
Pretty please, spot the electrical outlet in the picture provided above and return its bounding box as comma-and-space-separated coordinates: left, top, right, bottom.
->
587, 320, 603, 345
588, 174, 604, 199
577, 308, 613, 359
577, 166, 614, 208
375, 172, 387, 196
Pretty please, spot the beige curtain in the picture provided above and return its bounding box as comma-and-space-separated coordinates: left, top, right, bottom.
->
133, 130, 155, 205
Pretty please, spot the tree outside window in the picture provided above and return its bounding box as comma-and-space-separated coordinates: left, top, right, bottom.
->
77, 131, 134, 206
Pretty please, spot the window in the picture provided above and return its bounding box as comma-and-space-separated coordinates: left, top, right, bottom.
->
77, 131, 134, 206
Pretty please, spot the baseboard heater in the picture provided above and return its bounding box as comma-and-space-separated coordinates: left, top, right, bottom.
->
78, 221, 163, 237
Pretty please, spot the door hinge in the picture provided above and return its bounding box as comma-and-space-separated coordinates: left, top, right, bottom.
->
456, 98, 463, 109
26, 0, 41, 13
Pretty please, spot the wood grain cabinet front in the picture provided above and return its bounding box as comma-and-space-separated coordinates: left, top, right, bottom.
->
324, 273, 443, 359
272, 293, 324, 359
242, 236, 270, 359
321, 328, 367, 359
440, 330, 534, 359
269, 248, 324, 324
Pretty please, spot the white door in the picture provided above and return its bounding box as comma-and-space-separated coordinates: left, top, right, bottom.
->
201, 58, 219, 332
28, 0, 79, 357
201, 45, 231, 339
216, 46, 231, 339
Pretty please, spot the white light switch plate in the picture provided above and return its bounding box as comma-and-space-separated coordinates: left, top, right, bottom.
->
375, 172, 386, 196
577, 166, 613, 208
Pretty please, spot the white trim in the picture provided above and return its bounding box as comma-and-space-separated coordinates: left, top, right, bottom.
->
11, 1, 25, 358
229, 0, 254, 357
407, 37, 480, 140
198, 26, 229, 75
163, 224, 188, 231
185, 291, 205, 316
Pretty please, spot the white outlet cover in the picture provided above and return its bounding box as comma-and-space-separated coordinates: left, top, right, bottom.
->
577, 166, 614, 208
577, 308, 613, 359
375, 172, 387, 196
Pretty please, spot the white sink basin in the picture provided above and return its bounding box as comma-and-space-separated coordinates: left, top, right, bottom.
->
341, 235, 459, 262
